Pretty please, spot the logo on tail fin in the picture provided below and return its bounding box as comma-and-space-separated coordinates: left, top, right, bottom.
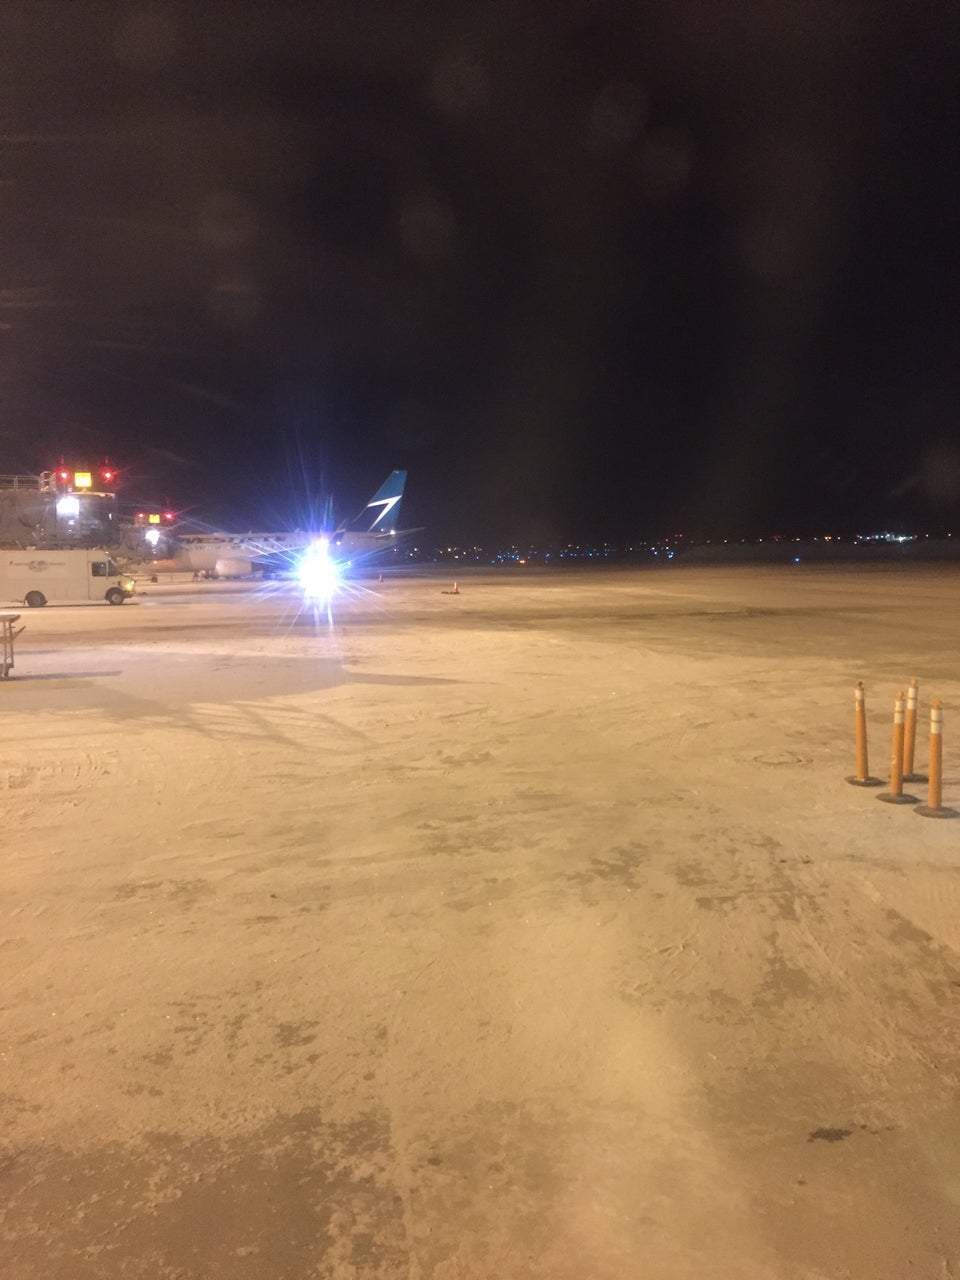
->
349, 470, 407, 532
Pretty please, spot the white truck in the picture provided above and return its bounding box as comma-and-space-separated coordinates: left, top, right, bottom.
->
0, 549, 136, 607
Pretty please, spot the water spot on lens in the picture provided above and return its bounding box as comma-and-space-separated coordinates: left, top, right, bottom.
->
114, 7, 176, 68
197, 192, 258, 251
591, 81, 648, 145
430, 55, 490, 119
208, 276, 260, 328
397, 194, 456, 262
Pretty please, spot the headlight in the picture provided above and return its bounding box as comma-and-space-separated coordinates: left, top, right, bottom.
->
297, 540, 340, 600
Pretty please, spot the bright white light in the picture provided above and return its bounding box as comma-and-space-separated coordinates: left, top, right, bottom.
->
56, 496, 80, 517
144, 528, 161, 547
297, 538, 340, 600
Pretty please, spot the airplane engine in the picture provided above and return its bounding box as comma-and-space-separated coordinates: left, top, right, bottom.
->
214, 557, 254, 579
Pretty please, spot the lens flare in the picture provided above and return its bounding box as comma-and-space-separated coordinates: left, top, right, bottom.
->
297, 538, 340, 600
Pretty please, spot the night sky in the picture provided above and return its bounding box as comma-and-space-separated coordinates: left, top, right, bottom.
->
3, 2, 958, 543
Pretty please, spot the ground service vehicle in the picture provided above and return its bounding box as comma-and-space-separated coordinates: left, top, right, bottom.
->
0, 549, 136, 607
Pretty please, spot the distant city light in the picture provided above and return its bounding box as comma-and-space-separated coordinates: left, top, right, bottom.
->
856, 532, 917, 544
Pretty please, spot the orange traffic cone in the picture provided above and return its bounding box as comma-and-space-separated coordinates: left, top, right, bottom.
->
452, 581, 459, 594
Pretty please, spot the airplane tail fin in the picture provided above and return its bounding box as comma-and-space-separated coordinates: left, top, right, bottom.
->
343, 470, 407, 533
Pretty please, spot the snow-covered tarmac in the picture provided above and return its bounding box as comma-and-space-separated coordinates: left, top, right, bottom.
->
3, 563, 960, 1279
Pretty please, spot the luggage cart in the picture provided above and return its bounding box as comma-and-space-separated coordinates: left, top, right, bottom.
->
0, 611, 24, 678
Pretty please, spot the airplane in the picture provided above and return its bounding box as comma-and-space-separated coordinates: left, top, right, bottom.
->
169, 470, 411, 579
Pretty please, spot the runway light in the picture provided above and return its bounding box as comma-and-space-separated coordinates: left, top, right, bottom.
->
297, 538, 340, 601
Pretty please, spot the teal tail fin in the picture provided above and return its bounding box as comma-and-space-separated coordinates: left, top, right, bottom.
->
357, 470, 406, 532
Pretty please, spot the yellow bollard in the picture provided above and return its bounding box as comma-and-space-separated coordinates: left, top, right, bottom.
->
846, 682, 881, 787
903, 678, 926, 782
878, 691, 919, 805
917, 700, 958, 819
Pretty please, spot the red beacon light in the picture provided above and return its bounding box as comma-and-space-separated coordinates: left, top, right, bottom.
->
101, 468, 116, 484
163, 511, 175, 522
57, 467, 70, 483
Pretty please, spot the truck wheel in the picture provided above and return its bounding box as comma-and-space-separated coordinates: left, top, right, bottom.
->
25, 591, 46, 608
105, 588, 127, 605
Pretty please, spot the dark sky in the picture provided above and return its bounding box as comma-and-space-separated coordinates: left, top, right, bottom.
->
2, 1, 958, 542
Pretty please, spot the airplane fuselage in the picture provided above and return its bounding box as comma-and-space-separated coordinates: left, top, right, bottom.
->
177, 532, 310, 574
174, 529, 403, 577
